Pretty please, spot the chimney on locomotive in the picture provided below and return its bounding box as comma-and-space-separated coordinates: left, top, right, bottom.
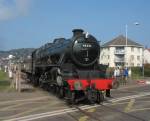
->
72, 29, 84, 37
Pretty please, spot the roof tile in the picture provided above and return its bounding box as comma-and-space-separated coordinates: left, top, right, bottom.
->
102, 35, 143, 47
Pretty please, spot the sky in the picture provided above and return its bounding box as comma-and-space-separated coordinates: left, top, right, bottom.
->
0, 0, 150, 50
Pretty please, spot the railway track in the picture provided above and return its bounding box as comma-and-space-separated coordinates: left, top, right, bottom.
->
67, 92, 150, 121
69, 102, 146, 121
5, 92, 150, 121
4, 103, 147, 121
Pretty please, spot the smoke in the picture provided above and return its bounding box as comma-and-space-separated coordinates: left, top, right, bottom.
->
0, 0, 32, 21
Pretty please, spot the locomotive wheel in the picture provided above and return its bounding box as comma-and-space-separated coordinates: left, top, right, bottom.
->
51, 84, 57, 94
39, 81, 43, 88
39, 76, 44, 88
66, 91, 75, 104
57, 86, 64, 98
96, 91, 104, 103
56, 86, 59, 95
87, 90, 96, 104
43, 83, 49, 91
70, 91, 75, 104
33, 76, 39, 87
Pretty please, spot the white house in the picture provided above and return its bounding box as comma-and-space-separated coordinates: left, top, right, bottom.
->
100, 35, 143, 67
144, 49, 150, 64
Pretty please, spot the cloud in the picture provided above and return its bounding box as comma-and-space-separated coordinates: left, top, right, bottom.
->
0, 0, 32, 21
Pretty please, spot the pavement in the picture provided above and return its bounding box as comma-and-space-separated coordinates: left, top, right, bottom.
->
119, 77, 150, 86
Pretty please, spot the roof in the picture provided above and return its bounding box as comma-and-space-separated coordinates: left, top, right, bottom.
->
145, 48, 150, 52
102, 35, 143, 47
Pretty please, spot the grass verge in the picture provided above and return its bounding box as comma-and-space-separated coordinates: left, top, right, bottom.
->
0, 70, 11, 91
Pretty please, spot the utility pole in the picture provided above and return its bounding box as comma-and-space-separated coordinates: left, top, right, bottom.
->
125, 24, 128, 67
125, 22, 140, 67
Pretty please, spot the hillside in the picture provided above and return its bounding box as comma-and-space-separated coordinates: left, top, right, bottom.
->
0, 48, 35, 59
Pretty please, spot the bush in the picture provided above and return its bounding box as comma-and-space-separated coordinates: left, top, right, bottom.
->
0, 71, 8, 80
144, 64, 150, 77
131, 67, 143, 79
131, 65, 150, 78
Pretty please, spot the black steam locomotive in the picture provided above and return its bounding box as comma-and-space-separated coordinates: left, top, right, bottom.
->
23, 29, 113, 103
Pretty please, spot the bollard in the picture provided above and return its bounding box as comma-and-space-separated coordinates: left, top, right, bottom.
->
15, 71, 18, 90
15, 70, 21, 92
10, 72, 15, 88
18, 70, 21, 92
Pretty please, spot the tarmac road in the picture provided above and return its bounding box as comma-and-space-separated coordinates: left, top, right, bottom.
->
0, 80, 150, 121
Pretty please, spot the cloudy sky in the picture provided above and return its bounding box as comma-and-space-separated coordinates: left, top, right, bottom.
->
0, 0, 150, 50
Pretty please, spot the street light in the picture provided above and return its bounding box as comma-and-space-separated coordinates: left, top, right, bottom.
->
125, 22, 140, 67
125, 22, 140, 46
125, 24, 128, 46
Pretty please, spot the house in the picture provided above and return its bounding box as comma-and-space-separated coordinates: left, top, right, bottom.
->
100, 35, 143, 67
144, 49, 150, 64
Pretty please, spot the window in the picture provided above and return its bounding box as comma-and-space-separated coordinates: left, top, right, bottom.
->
137, 63, 140, 66
137, 48, 140, 52
130, 55, 134, 60
131, 47, 134, 52
108, 55, 109, 59
115, 47, 124, 53
137, 56, 140, 60
105, 48, 109, 51
131, 63, 134, 66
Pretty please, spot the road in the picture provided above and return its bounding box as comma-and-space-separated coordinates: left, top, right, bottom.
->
0, 81, 150, 121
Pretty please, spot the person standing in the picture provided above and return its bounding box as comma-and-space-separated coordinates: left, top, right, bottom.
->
120, 67, 124, 84
113, 67, 117, 78
116, 67, 120, 80
4, 65, 7, 72
128, 68, 132, 78
112, 67, 120, 89
9, 69, 13, 79
123, 67, 128, 84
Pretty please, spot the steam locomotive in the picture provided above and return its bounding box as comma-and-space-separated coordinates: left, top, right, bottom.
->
23, 29, 113, 103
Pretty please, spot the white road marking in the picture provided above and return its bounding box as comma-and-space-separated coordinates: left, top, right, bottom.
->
0, 96, 50, 105
130, 107, 150, 112
4, 105, 98, 121
5, 92, 150, 121
110, 92, 150, 103
79, 116, 88, 121
124, 99, 135, 112
0, 101, 50, 111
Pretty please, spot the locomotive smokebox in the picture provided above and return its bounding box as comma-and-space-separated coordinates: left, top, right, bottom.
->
72, 29, 84, 37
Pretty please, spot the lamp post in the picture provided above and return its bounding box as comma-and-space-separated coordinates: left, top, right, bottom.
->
125, 24, 128, 47
125, 24, 128, 67
143, 55, 144, 78
125, 22, 140, 67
